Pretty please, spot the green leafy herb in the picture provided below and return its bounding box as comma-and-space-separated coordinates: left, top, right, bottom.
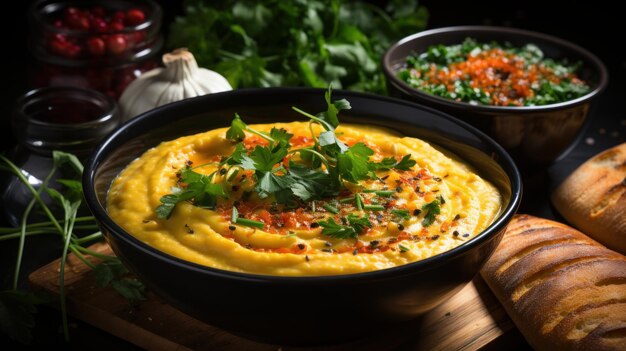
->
156, 167, 229, 219
168, 0, 428, 94
346, 213, 372, 233
421, 198, 442, 227
0, 152, 146, 343
235, 218, 265, 229
318, 217, 357, 239
399, 244, 410, 253
372, 154, 417, 171
391, 209, 411, 221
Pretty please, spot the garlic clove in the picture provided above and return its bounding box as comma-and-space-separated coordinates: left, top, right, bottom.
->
119, 48, 232, 121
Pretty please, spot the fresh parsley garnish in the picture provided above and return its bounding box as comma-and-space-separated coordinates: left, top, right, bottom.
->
421, 198, 442, 227
156, 167, 229, 219
372, 154, 417, 171
399, 244, 410, 253
391, 209, 411, 221
318, 214, 371, 239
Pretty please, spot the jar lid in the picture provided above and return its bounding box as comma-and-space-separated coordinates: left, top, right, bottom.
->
12, 86, 120, 156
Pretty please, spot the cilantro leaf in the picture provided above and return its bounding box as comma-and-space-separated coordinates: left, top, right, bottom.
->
226, 113, 247, 141
222, 143, 247, 165
111, 279, 146, 305
346, 214, 372, 233
269, 128, 293, 147
318, 217, 357, 239
156, 168, 228, 219
288, 163, 338, 201
317, 85, 351, 129
372, 154, 416, 171
337, 143, 374, 183
421, 198, 441, 227
247, 145, 288, 172
391, 209, 410, 221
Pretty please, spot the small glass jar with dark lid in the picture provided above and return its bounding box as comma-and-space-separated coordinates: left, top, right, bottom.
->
1, 87, 120, 225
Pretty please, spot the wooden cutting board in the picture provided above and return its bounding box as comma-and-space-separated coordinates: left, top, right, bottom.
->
28, 243, 523, 350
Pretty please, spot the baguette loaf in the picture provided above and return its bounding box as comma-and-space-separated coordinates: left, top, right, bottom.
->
552, 142, 626, 254
480, 214, 626, 351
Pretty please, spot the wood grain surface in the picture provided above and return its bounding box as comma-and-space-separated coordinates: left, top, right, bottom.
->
28, 243, 519, 351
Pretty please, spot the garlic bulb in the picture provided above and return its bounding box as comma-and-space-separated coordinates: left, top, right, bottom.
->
119, 48, 232, 121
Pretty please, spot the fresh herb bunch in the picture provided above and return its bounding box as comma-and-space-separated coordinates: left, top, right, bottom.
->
398, 38, 590, 106
157, 86, 417, 226
0, 152, 145, 344
168, 0, 428, 93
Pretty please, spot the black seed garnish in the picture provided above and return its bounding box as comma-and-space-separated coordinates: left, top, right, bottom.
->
433, 177, 442, 182
245, 243, 252, 249
340, 217, 348, 225
397, 224, 405, 231
297, 243, 306, 250
462, 233, 470, 238
370, 240, 380, 247
440, 196, 445, 204
453, 214, 461, 221
376, 214, 384, 221
413, 209, 422, 216
184, 224, 194, 234
324, 241, 332, 247
219, 168, 227, 175
231, 185, 240, 192
381, 175, 390, 180
353, 249, 358, 255
396, 186, 403, 193
432, 189, 440, 193
388, 238, 398, 244
305, 255, 310, 261
322, 249, 333, 253
186, 160, 193, 166
431, 235, 440, 240
310, 222, 320, 228
453, 230, 460, 237
142, 219, 150, 223
228, 225, 236, 231
411, 235, 420, 240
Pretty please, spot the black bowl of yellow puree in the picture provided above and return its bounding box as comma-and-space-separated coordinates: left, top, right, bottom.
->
84, 88, 521, 345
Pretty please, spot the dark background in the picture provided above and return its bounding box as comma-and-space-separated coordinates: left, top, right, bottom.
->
1, 0, 624, 349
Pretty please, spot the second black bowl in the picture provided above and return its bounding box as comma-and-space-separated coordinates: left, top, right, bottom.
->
84, 88, 521, 345
383, 26, 608, 168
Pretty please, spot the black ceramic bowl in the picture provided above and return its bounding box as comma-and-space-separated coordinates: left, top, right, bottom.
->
383, 26, 608, 168
84, 88, 521, 345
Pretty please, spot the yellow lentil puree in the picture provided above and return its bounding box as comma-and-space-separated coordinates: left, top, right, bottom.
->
107, 122, 502, 276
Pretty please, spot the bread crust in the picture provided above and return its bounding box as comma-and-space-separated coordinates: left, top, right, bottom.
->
481, 214, 626, 351
552, 143, 626, 254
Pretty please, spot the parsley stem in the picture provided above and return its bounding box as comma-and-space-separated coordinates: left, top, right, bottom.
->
68, 245, 96, 270
364, 205, 385, 211
323, 203, 340, 214
339, 196, 355, 203
190, 161, 219, 170
74, 231, 103, 245
0, 155, 63, 234
235, 218, 265, 229
291, 106, 334, 131
0, 230, 55, 241
290, 148, 330, 169
245, 127, 275, 143
355, 194, 364, 211
0, 216, 95, 233
374, 190, 395, 197
13, 163, 57, 290
59, 204, 79, 341
74, 246, 118, 261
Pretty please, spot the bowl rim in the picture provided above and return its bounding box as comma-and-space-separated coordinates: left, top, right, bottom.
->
83, 87, 522, 283
383, 25, 609, 113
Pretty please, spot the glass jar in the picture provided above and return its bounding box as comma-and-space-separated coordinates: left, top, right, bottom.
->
28, 0, 162, 99
1, 87, 120, 226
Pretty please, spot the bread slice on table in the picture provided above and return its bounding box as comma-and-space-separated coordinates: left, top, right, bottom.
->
552, 142, 626, 255
480, 214, 626, 351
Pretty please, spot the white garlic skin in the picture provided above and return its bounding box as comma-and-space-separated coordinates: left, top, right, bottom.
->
119, 48, 232, 121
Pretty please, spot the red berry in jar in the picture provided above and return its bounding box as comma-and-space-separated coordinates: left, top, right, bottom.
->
90, 17, 108, 33
113, 11, 126, 23
106, 35, 127, 55
48, 40, 69, 56
109, 21, 124, 32
91, 6, 105, 18
87, 37, 106, 56
125, 9, 145, 26
67, 14, 90, 30
63, 7, 80, 18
